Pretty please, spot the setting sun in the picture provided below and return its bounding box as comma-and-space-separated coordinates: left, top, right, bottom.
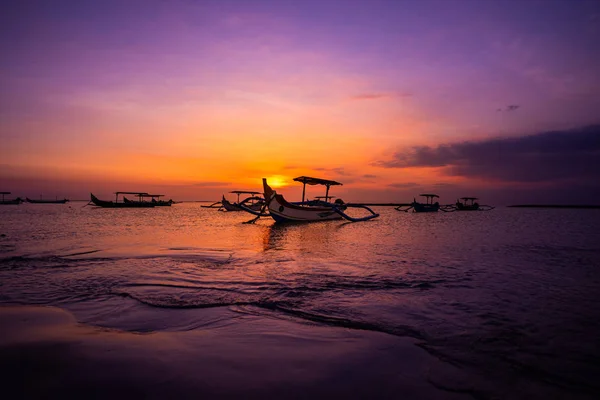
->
265, 175, 289, 188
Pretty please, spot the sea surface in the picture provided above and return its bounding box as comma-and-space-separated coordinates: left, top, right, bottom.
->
1, 203, 600, 398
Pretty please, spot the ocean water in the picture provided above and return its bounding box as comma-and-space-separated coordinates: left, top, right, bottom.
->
1, 203, 600, 398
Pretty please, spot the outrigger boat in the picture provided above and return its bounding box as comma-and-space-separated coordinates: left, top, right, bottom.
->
0, 192, 23, 205
396, 194, 440, 213
26, 197, 69, 204
241, 176, 379, 223
220, 191, 264, 212
443, 197, 494, 212
89, 192, 155, 208
123, 194, 174, 206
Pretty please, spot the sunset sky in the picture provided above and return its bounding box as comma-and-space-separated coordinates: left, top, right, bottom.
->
1, 0, 599, 203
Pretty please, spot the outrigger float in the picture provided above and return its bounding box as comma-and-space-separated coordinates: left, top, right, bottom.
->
241, 176, 379, 223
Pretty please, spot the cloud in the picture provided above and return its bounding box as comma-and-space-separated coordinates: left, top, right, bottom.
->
312, 166, 349, 176
351, 93, 389, 101
350, 92, 412, 101
496, 104, 520, 112
362, 174, 377, 179
192, 181, 232, 187
387, 182, 420, 189
374, 125, 600, 184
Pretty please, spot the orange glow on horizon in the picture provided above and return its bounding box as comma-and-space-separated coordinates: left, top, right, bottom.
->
265, 175, 289, 188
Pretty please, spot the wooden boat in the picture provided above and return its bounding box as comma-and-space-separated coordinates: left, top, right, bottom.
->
449, 197, 494, 211
396, 194, 440, 213
220, 191, 264, 212
26, 197, 69, 204
148, 195, 174, 207
90, 192, 155, 208
248, 176, 379, 223
124, 194, 174, 206
0, 192, 23, 205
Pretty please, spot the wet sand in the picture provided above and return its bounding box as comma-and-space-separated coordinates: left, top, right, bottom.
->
0, 305, 471, 399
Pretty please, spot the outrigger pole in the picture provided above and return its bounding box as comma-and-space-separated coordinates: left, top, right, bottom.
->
302, 182, 306, 203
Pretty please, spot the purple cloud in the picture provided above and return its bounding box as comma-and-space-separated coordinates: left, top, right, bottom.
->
375, 125, 600, 184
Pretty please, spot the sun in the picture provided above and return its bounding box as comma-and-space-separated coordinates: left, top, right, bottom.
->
266, 175, 288, 188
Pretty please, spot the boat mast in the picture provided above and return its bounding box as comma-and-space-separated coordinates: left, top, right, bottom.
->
302, 181, 306, 203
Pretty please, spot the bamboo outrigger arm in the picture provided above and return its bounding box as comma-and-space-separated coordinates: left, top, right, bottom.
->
331, 204, 379, 222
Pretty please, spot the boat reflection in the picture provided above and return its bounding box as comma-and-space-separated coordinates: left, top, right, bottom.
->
262, 221, 339, 253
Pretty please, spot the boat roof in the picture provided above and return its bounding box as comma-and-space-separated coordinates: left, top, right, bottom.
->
115, 192, 149, 195
419, 193, 439, 198
0, 192, 11, 194
460, 197, 478, 200
229, 191, 261, 195
293, 176, 343, 186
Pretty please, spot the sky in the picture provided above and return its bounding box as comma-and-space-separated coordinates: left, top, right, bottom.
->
1, 0, 599, 203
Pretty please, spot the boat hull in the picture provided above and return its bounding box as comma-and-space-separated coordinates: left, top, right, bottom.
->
221, 198, 263, 212
26, 198, 69, 204
123, 197, 172, 207
90, 194, 155, 208
263, 180, 342, 223
0, 199, 22, 205
412, 202, 440, 213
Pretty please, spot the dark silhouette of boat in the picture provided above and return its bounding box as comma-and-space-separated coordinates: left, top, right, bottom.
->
453, 197, 494, 211
439, 197, 494, 212
0, 192, 23, 205
90, 192, 155, 208
396, 194, 440, 213
243, 176, 378, 223
220, 191, 264, 212
26, 197, 69, 204
123, 194, 174, 206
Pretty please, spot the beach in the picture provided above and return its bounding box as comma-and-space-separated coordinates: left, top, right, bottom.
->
1, 305, 472, 399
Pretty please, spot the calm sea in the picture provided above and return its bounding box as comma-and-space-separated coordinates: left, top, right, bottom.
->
1, 203, 599, 398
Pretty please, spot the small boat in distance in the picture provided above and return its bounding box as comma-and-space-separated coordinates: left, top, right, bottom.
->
124, 194, 174, 206
253, 176, 379, 223
26, 197, 69, 204
0, 192, 23, 205
396, 194, 440, 213
452, 197, 494, 211
221, 191, 264, 212
90, 192, 155, 208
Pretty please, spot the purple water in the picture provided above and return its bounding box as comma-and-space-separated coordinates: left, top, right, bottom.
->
1, 203, 599, 398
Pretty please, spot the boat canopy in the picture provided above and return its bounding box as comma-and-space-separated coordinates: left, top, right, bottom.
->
229, 191, 261, 195
419, 193, 439, 198
460, 197, 478, 200
115, 192, 149, 195
293, 176, 343, 186
0, 192, 11, 194
293, 176, 342, 203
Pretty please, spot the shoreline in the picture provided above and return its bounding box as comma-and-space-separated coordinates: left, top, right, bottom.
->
0, 305, 472, 399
